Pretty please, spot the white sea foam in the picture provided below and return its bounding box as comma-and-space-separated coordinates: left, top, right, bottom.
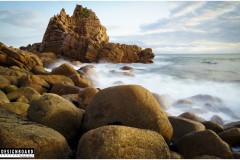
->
46, 54, 240, 123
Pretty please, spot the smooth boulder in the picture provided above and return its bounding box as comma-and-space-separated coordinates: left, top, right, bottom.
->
177, 130, 233, 159
77, 125, 170, 159
28, 93, 84, 141
219, 128, 240, 146
169, 116, 205, 143
202, 121, 224, 134
51, 63, 78, 76
178, 112, 205, 123
0, 109, 70, 158
82, 85, 173, 141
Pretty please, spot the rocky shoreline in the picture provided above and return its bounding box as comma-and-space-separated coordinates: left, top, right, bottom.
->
0, 4, 239, 159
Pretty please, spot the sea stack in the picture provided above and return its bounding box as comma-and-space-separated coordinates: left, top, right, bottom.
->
24, 5, 154, 63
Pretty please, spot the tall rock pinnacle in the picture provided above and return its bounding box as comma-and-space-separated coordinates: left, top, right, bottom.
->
36, 5, 154, 63
39, 5, 109, 62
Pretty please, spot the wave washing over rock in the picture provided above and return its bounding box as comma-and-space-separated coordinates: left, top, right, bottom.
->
0, 4, 239, 159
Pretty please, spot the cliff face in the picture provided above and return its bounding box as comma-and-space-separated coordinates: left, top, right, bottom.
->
23, 5, 154, 63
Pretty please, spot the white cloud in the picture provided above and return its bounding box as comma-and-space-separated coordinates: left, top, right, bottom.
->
0, 9, 42, 29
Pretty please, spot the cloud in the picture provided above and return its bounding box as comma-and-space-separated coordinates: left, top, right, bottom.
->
0, 9, 42, 29
131, 1, 240, 54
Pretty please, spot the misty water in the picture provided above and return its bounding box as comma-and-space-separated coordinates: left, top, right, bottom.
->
47, 54, 240, 123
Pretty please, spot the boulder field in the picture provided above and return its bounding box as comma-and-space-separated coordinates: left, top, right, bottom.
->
0, 4, 238, 159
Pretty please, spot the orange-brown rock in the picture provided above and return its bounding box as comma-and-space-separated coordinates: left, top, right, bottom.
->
69, 74, 91, 88
0, 109, 70, 158
50, 82, 81, 95
51, 63, 78, 76
78, 87, 99, 110
177, 130, 233, 159
82, 85, 173, 142
77, 125, 170, 159
37, 5, 154, 63
0, 42, 43, 70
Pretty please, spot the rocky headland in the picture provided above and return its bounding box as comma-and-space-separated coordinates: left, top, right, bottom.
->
0, 4, 239, 159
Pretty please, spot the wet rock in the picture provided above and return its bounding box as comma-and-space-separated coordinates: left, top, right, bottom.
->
51, 63, 78, 77
153, 93, 174, 110
223, 121, 240, 130
0, 109, 70, 158
7, 87, 41, 102
178, 112, 205, 123
32, 65, 50, 75
120, 66, 134, 70
83, 85, 173, 142
177, 130, 233, 159
77, 125, 170, 159
110, 70, 135, 77
28, 93, 84, 141
50, 82, 81, 96
202, 121, 224, 134
0, 90, 10, 105
78, 87, 99, 110
69, 74, 91, 88
0, 102, 29, 117
210, 115, 224, 125
169, 116, 205, 143
219, 128, 240, 146
174, 94, 238, 119
37, 52, 58, 68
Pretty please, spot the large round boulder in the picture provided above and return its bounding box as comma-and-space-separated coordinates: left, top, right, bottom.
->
27, 93, 84, 141
77, 125, 170, 159
219, 128, 240, 146
82, 85, 173, 141
0, 109, 70, 158
177, 130, 233, 158
169, 116, 205, 143
51, 63, 78, 76
0, 102, 29, 117
202, 121, 224, 134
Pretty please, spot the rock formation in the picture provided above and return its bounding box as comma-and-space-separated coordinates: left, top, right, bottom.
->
21, 5, 154, 63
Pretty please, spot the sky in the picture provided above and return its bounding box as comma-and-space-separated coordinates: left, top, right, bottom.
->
0, 1, 240, 54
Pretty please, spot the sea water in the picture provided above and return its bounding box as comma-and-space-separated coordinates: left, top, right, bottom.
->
47, 54, 240, 123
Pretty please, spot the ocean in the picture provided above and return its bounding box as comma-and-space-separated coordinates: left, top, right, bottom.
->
48, 54, 240, 123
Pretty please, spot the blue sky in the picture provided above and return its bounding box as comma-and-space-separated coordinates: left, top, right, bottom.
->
0, 1, 240, 54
